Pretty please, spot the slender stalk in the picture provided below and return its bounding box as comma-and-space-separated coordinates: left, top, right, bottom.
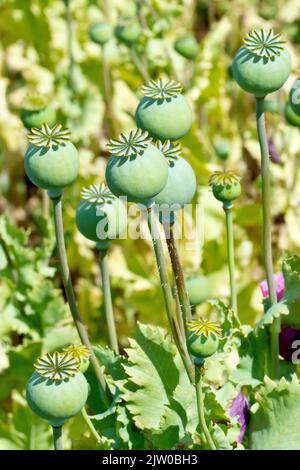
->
130, 47, 150, 82
164, 222, 192, 331
50, 194, 109, 406
65, 0, 75, 91
52, 425, 63, 451
146, 206, 194, 383
135, 0, 151, 79
42, 190, 49, 219
256, 97, 279, 379
164, 46, 180, 82
135, 0, 147, 30
101, 44, 117, 137
171, 277, 186, 340
82, 408, 101, 443
195, 366, 216, 450
223, 203, 238, 317
98, 248, 119, 353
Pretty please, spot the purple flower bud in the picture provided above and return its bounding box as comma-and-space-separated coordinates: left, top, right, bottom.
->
229, 392, 250, 443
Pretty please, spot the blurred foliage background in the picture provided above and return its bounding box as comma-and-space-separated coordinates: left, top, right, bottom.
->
1, 0, 300, 449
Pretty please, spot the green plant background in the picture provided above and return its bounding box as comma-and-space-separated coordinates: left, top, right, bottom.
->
1, 0, 300, 450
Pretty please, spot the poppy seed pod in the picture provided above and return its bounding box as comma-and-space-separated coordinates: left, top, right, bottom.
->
135, 79, 193, 141
232, 29, 291, 97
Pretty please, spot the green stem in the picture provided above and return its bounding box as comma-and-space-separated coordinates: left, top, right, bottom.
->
256, 97, 279, 379
195, 366, 216, 450
82, 408, 101, 443
146, 206, 194, 383
223, 203, 238, 317
135, 0, 147, 30
171, 280, 184, 336
50, 194, 109, 406
164, 46, 180, 82
164, 221, 192, 331
42, 189, 49, 219
52, 425, 63, 451
65, 0, 75, 91
135, 0, 151, 78
98, 248, 119, 354
130, 46, 150, 83
101, 44, 117, 137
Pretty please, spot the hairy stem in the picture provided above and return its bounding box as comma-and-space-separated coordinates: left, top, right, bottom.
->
164, 222, 192, 333
98, 248, 119, 353
82, 408, 101, 443
50, 194, 109, 406
146, 207, 194, 383
172, 280, 185, 336
52, 426, 63, 451
256, 97, 279, 379
195, 366, 216, 450
223, 204, 238, 317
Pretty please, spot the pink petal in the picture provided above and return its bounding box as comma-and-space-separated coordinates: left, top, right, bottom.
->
259, 272, 285, 301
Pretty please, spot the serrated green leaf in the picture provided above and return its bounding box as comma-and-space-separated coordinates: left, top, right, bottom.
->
116, 406, 145, 450
212, 424, 232, 450
230, 330, 268, 387
0, 393, 52, 450
122, 323, 180, 431
255, 303, 289, 333
250, 375, 300, 450
94, 346, 127, 382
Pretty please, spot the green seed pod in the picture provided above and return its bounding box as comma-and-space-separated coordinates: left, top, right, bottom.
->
76, 183, 127, 242
89, 22, 113, 45
26, 352, 89, 427
284, 102, 300, 127
135, 79, 193, 141
214, 138, 230, 160
115, 22, 141, 46
209, 170, 241, 204
105, 129, 168, 203
24, 123, 79, 192
187, 319, 222, 359
289, 78, 300, 116
174, 36, 198, 60
186, 274, 210, 306
152, 141, 196, 208
63, 344, 91, 373
232, 29, 291, 97
20, 93, 56, 130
